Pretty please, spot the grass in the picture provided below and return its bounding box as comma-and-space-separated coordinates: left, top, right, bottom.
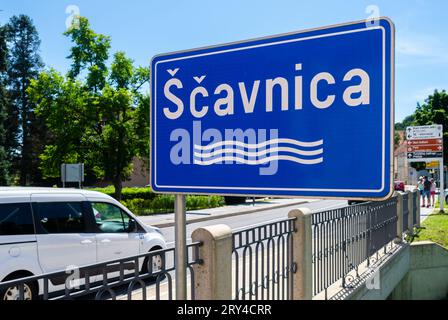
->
433, 198, 448, 209
417, 213, 448, 248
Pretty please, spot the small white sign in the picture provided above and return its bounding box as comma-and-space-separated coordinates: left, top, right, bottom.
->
406, 125, 443, 140
61, 163, 84, 183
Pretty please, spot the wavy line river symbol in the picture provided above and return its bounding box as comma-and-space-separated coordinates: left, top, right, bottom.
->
193, 138, 324, 166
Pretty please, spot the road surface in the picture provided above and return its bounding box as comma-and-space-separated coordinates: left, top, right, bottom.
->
158, 199, 348, 245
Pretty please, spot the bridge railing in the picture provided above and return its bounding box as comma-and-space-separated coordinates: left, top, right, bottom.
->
311, 197, 398, 299
231, 218, 295, 300
1, 191, 420, 301
0, 243, 201, 300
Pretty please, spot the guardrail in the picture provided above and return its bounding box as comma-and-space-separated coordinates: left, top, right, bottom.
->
231, 218, 295, 300
0, 243, 201, 300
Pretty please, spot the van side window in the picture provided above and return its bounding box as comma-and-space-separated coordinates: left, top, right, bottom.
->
35, 202, 85, 234
90, 202, 132, 233
0, 203, 34, 235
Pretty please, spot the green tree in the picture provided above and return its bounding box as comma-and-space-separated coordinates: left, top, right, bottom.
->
0, 24, 10, 185
6, 15, 44, 185
28, 70, 89, 177
98, 52, 150, 198
394, 114, 415, 131
29, 17, 150, 199
65, 17, 110, 93
413, 89, 448, 163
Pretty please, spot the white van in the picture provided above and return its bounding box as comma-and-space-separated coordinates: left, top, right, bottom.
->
0, 187, 167, 300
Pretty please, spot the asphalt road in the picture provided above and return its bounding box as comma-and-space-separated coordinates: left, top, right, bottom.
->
158, 199, 348, 245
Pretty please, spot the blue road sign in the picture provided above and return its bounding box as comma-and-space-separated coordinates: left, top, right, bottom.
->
151, 18, 394, 199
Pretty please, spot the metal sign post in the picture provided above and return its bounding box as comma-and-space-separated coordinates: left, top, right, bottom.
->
440, 161, 445, 213
61, 164, 66, 188
174, 194, 187, 299
406, 125, 444, 212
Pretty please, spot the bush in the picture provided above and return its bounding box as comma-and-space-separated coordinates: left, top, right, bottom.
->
121, 198, 152, 215
150, 195, 175, 213
89, 186, 156, 200
186, 195, 225, 210
91, 186, 225, 215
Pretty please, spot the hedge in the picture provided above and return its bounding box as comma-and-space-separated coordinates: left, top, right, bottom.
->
89, 186, 156, 200
89, 187, 225, 215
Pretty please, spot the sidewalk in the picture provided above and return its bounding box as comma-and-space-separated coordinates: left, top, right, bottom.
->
420, 205, 434, 222
138, 198, 318, 228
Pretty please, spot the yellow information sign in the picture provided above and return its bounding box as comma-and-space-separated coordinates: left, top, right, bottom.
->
426, 161, 439, 168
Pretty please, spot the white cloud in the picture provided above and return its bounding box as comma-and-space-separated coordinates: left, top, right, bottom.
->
396, 33, 448, 65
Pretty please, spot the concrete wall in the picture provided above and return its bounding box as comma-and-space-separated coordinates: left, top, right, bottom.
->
344, 245, 410, 300
343, 241, 448, 300
122, 157, 149, 187
94, 157, 149, 188
389, 241, 448, 300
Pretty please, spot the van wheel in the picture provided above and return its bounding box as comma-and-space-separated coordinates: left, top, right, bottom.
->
142, 248, 165, 282
1, 281, 37, 300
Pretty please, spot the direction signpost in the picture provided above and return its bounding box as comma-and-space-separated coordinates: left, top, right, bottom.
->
151, 18, 395, 298
406, 125, 444, 213
408, 151, 443, 159
406, 125, 443, 140
407, 145, 443, 152
406, 125, 443, 162
407, 139, 443, 146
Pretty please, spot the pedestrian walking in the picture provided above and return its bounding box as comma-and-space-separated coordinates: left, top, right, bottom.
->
417, 177, 424, 205
430, 178, 436, 207
423, 176, 432, 208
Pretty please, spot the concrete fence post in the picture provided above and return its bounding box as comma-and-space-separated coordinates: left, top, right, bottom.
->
395, 192, 403, 243
288, 208, 313, 300
191, 224, 232, 300
407, 190, 413, 233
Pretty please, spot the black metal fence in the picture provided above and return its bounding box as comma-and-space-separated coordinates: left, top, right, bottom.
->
2, 193, 418, 301
231, 218, 295, 300
402, 192, 409, 232
412, 191, 418, 226
0, 243, 201, 300
311, 197, 397, 298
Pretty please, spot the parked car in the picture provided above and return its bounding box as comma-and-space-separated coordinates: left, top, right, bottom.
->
0, 187, 167, 300
394, 180, 405, 192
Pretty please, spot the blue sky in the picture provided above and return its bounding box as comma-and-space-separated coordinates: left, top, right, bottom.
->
1, 0, 447, 122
